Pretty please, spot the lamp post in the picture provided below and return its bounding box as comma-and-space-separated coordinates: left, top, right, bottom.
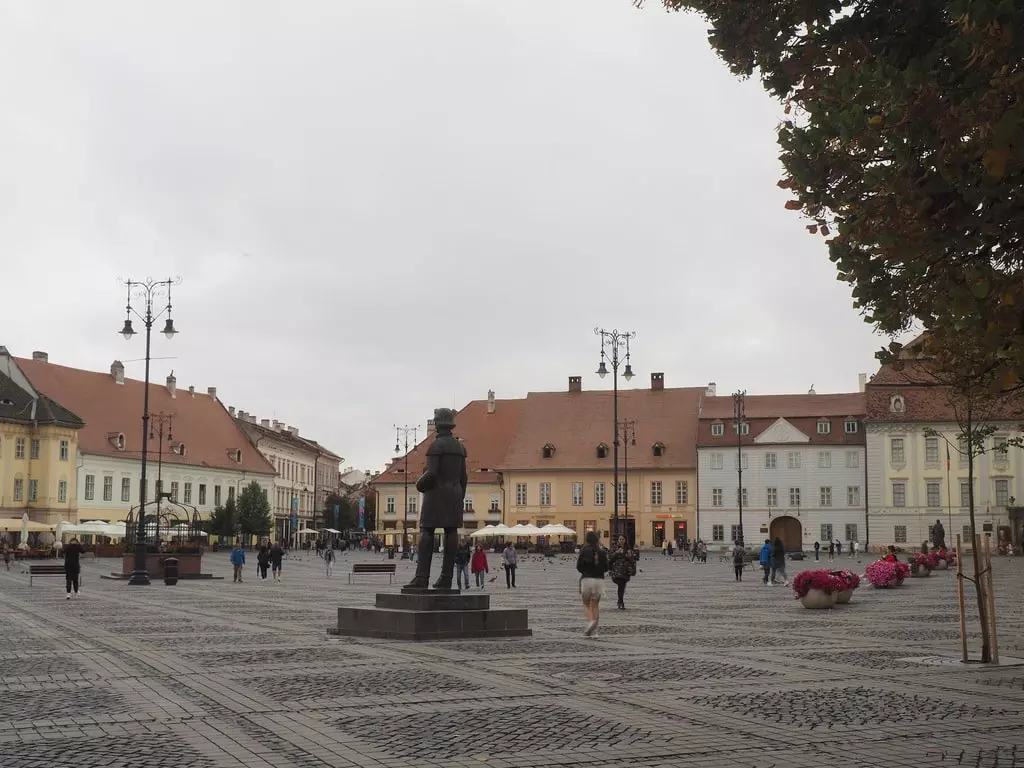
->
732, 390, 746, 547
120, 277, 179, 586
394, 425, 418, 554
619, 419, 636, 530
149, 412, 174, 540
595, 327, 635, 541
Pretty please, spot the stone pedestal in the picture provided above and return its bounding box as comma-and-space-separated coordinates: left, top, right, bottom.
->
332, 588, 531, 641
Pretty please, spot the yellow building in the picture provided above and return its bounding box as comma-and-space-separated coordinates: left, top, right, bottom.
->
1, 348, 84, 528
501, 374, 703, 547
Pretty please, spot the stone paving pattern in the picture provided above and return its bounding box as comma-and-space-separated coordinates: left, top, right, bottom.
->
1, 550, 1023, 767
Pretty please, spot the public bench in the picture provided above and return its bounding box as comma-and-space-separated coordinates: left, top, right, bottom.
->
28, 564, 76, 586
348, 562, 397, 584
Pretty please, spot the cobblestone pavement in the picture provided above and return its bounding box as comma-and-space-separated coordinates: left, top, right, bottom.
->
1, 550, 1023, 767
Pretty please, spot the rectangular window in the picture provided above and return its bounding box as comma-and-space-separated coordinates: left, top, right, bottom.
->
28, 479, 38, 502
733, 453, 748, 470
958, 436, 968, 458
730, 524, 742, 543
767, 487, 777, 507
595, 482, 605, 506
711, 423, 724, 436
738, 487, 749, 506
735, 422, 750, 436
926, 482, 940, 508
818, 451, 831, 468
820, 486, 832, 506
789, 487, 801, 507
539, 482, 551, 506
821, 523, 833, 540
844, 419, 858, 434
788, 452, 801, 469
651, 481, 663, 505
675, 480, 688, 505
711, 488, 723, 507
712, 524, 724, 542
962, 525, 972, 542
84, 474, 95, 500
121, 477, 131, 502
385, 496, 396, 513
960, 482, 970, 508
710, 453, 723, 470
995, 435, 1010, 459
995, 479, 1009, 507
198, 484, 207, 506
847, 485, 861, 507
515, 483, 527, 506
102, 476, 113, 502
408, 496, 418, 514
214, 485, 222, 506
892, 482, 906, 507
817, 420, 831, 435
616, 482, 627, 505
572, 482, 584, 506
562, 520, 576, 531
227, 486, 235, 503
15, 437, 25, 460
13, 478, 23, 501
890, 438, 905, 463
184, 482, 192, 504
894, 525, 907, 543
489, 494, 500, 511
30, 439, 40, 459
845, 524, 858, 542
846, 450, 859, 468
464, 495, 474, 511
59, 440, 69, 461
925, 437, 939, 463
765, 452, 777, 470
58, 480, 67, 503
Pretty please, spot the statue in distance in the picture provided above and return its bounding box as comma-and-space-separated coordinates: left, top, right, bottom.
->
406, 407, 468, 590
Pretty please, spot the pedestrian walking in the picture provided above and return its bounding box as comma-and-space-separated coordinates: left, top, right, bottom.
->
836, 539, 843, 557
63, 537, 83, 599
813, 541, 820, 561
770, 537, 789, 586
256, 545, 270, 581
324, 546, 335, 578
608, 535, 634, 609
759, 539, 772, 584
455, 539, 472, 590
501, 541, 518, 588
2, 543, 11, 571
576, 531, 608, 638
732, 541, 745, 581
470, 544, 489, 588
269, 542, 284, 581
230, 544, 246, 582
828, 540, 835, 562
852, 540, 859, 559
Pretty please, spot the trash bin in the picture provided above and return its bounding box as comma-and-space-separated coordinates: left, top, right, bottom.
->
163, 557, 179, 586
388, 547, 395, 560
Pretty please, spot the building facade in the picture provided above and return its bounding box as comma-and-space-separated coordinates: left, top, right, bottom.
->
15, 353, 275, 524
697, 391, 867, 552
501, 374, 702, 547
1, 349, 85, 524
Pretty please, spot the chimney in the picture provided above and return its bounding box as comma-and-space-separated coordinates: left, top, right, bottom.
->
111, 360, 125, 385
706, 382, 716, 397
248, 415, 257, 424
427, 419, 436, 434
261, 419, 270, 428
487, 389, 496, 414
207, 386, 217, 400
808, 385, 817, 395
273, 420, 282, 431
288, 425, 299, 436
568, 376, 582, 393
858, 373, 867, 393
32, 351, 48, 363
166, 372, 176, 398
651, 372, 665, 391
237, 410, 247, 421
188, 385, 195, 397
228, 406, 236, 417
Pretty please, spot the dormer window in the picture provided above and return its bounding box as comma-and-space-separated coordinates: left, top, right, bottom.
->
596, 443, 608, 459
173, 443, 187, 457
844, 419, 859, 434
890, 395, 905, 413
228, 449, 243, 463
816, 420, 831, 435
734, 423, 750, 436
711, 423, 724, 437
652, 442, 665, 457
542, 443, 555, 459
107, 432, 126, 451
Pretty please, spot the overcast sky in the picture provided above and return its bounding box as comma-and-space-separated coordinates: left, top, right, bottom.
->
0, 1, 894, 472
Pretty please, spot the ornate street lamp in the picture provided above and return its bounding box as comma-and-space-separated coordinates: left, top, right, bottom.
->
595, 327, 635, 541
733, 390, 747, 547
394, 425, 418, 554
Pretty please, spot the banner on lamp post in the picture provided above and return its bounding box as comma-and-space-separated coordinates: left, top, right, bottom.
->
333, 504, 340, 529
358, 497, 365, 530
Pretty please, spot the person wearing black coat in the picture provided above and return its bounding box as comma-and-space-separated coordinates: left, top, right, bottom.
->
769, 537, 789, 586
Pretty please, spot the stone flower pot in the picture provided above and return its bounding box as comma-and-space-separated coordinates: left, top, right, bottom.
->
911, 567, 931, 578
799, 588, 838, 609
934, 560, 949, 571
835, 588, 853, 604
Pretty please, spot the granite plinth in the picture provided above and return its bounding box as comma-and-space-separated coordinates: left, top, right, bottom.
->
333, 590, 531, 641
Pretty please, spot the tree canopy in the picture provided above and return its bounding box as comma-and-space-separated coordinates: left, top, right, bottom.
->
323, 493, 359, 530
206, 498, 238, 539
653, 0, 1024, 379
237, 481, 273, 537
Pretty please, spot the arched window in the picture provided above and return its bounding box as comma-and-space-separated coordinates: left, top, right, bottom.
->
596, 443, 608, 459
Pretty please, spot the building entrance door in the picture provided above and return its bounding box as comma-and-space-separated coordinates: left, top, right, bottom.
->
673, 520, 688, 545
652, 522, 666, 548
610, 518, 636, 548
769, 516, 803, 553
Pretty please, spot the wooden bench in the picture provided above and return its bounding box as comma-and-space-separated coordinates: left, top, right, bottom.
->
29, 564, 77, 586
348, 562, 397, 584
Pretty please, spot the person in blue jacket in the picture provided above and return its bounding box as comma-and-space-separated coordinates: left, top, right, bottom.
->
759, 539, 772, 585
230, 545, 246, 583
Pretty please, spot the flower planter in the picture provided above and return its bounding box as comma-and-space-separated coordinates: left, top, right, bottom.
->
934, 560, 949, 570
835, 588, 853, 604
911, 568, 931, 578
799, 588, 837, 609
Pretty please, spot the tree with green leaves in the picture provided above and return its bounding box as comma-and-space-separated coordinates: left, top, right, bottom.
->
322, 493, 358, 531
237, 481, 273, 538
649, 0, 1024, 381
206, 498, 238, 540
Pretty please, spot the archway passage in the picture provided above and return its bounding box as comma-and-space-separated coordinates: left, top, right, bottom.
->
769, 516, 803, 553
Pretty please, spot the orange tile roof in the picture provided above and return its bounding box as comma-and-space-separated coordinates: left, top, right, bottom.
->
373, 398, 525, 486
15, 357, 276, 475
699, 393, 865, 420
866, 361, 1024, 422
502, 387, 706, 470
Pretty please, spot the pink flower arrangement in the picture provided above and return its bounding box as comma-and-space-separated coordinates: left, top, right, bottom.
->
911, 552, 938, 570
833, 569, 861, 591
792, 569, 844, 599
865, 559, 909, 587
935, 549, 957, 565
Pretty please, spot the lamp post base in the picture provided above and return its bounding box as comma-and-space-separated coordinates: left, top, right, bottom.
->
127, 542, 151, 586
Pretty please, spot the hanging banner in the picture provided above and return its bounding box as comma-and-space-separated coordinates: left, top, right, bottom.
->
358, 497, 366, 530
333, 504, 340, 529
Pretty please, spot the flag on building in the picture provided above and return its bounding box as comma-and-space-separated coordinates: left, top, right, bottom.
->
946, 443, 950, 471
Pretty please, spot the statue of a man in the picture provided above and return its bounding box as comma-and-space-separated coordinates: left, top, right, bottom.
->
933, 519, 946, 549
406, 407, 467, 590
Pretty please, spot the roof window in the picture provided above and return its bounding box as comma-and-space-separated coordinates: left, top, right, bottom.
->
652, 442, 665, 457
542, 443, 555, 459
596, 443, 608, 459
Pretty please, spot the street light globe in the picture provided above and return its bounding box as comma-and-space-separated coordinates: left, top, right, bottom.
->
120, 319, 136, 340
596, 361, 609, 379
623, 364, 635, 381
162, 318, 178, 339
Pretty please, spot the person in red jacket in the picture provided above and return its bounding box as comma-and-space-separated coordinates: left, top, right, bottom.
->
470, 544, 489, 589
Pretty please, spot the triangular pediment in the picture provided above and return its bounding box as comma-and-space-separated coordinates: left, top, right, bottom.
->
753, 417, 810, 444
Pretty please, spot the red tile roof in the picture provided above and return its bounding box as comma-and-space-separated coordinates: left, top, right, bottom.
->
697, 393, 866, 447
15, 357, 276, 475
373, 398, 525, 486
866, 361, 1024, 422
502, 387, 705, 470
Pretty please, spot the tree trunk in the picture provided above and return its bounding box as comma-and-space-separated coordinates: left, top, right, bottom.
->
966, 409, 992, 662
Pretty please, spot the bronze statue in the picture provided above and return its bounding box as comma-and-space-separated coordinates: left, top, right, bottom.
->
406, 407, 467, 590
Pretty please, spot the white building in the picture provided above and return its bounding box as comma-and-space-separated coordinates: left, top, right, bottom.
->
16, 354, 276, 523
696, 391, 867, 552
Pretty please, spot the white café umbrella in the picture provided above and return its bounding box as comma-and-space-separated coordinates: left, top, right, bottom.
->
19, 512, 29, 550
295, 528, 318, 536
487, 523, 514, 537
539, 524, 575, 536
470, 525, 497, 538
510, 523, 544, 536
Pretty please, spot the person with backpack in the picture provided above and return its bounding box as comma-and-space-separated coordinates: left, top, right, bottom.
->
576, 531, 609, 637
608, 535, 635, 610
759, 539, 772, 584
732, 540, 746, 581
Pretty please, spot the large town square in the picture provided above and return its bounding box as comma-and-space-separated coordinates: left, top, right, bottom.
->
3, 1, 1024, 766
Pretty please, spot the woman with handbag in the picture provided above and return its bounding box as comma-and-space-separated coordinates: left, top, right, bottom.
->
608, 535, 635, 610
